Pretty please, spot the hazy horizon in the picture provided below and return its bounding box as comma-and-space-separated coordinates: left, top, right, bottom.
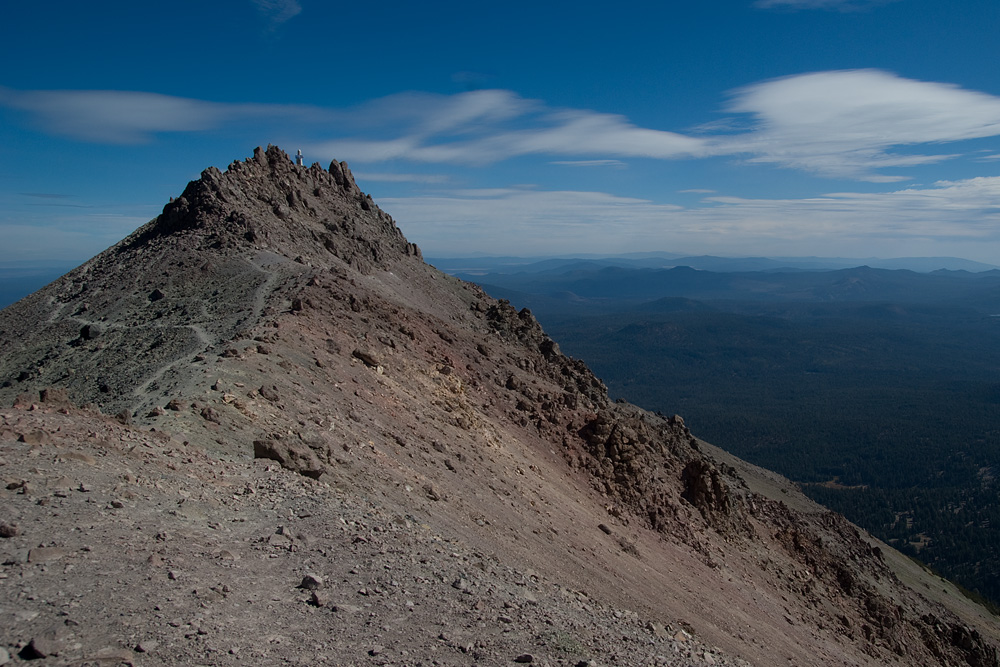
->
3, 249, 997, 312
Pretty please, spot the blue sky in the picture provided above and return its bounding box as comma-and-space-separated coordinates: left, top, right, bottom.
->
3, 0, 1000, 264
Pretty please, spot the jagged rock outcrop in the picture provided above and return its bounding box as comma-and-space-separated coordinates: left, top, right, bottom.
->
0, 146, 997, 666
130, 145, 420, 270
0, 146, 417, 418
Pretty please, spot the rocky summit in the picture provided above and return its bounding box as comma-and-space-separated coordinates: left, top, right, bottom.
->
0, 146, 997, 666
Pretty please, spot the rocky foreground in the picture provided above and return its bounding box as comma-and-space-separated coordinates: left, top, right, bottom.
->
0, 146, 998, 666
1, 396, 752, 666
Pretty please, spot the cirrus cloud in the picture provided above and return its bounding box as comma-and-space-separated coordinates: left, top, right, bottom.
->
714, 69, 1000, 181
5, 70, 1000, 183
312, 72, 1000, 182
754, 0, 901, 11
304, 90, 707, 165
0, 86, 329, 144
380, 177, 1000, 259
252, 0, 301, 28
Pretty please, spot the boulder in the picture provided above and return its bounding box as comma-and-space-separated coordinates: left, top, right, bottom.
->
253, 439, 325, 479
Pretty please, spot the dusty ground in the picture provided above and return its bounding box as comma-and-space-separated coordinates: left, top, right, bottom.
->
0, 401, 756, 667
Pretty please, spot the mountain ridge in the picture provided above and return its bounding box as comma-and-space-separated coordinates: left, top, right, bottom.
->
428, 254, 1000, 276
0, 146, 997, 666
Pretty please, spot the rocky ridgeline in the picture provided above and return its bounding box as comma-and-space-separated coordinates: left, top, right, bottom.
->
130, 145, 421, 271
1, 147, 998, 666
0, 146, 421, 417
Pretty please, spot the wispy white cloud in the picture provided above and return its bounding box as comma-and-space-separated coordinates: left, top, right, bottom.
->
0, 214, 149, 262
550, 159, 627, 167
715, 69, 1000, 181
252, 0, 301, 27
353, 172, 450, 184
383, 177, 1000, 258
0, 87, 225, 143
451, 71, 497, 91
466, 110, 706, 161
335, 90, 535, 135
6, 71, 1000, 182
312, 72, 1000, 181
0, 86, 328, 143
20, 192, 75, 199
697, 177, 1000, 240
754, 0, 900, 11
380, 189, 686, 255
306, 91, 706, 165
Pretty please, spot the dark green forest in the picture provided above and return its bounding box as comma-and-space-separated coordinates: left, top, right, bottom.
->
456, 261, 1000, 606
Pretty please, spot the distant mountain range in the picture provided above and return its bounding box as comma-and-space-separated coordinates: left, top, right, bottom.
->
4, 254, 995, 311
439, 262, 1000, 324
429, 253, 1000, 276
